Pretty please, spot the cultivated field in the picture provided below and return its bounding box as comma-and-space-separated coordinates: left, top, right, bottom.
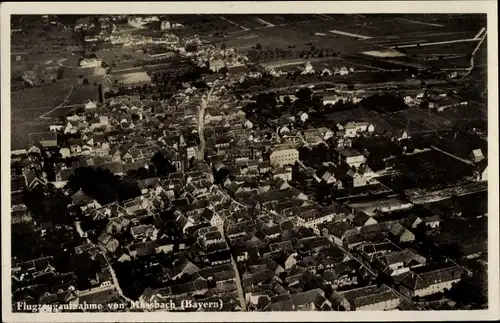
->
195, 14, 487, 72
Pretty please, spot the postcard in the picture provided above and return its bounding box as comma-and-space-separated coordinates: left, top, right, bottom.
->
1, 1, 498, 322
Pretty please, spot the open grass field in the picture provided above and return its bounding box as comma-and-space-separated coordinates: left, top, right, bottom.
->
10, 79, 96, 149
11, 82, 70, 149
11, 82, 73, 111
66, 84, 98, 105
387, 149, 474, 190
11, 120, 54, 151
384, 107, 455, 132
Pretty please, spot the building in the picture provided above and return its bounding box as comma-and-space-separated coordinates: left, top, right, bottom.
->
344, 122, 374, 138
336, 148, 366, 168
79, 58, 102, 68
269, 147, 299, 168
296, 111, 308, 123
272, 167, 292, 182
474, 160, 488, 182
470, 149, 485, 163
29, 132, 58, 148
399, 262, 463, 298
332, 285, 401, 311
209, 59, 225, 72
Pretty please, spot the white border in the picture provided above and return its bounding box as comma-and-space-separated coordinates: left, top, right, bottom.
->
1, 1, 498, 322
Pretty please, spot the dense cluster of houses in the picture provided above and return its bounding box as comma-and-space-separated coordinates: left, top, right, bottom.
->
10, 17, 487, 312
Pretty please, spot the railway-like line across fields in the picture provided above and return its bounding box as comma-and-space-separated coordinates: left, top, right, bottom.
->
39, 85, 74, 120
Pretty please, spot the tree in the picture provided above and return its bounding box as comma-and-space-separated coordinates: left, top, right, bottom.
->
447, 263, 487, 308
255, 43, 262, 50
117, 177, 142, 201
151, 151, 176, 177
283, 95, 292, 107
56, 67, 64, 80
214, 168, 230, 185
296, 87, 313, 102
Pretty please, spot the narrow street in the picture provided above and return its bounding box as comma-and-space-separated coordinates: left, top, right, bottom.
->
231, 255, 247, 311
337, 244, 377, 278
218, 224, 247, 311
197, 80, 218, 161
431, 145, 474, 166
103, 254, 134, 304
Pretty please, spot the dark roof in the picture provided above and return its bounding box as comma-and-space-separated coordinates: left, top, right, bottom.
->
71, 189, 94, 206
351, 211, 374, 227
325, 221, 355, 237
400, 261, 463, 291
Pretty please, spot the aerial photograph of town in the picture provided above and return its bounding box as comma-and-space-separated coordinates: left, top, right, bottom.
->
7, 12, 490, 314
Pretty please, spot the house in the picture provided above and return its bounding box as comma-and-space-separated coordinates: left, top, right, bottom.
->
85, 100, 97, 111
317, 127, 334, 141
348, 211, 378, 229
322, 221, 357, 245
49, 124, 64, 132
474, 160, 488, 182
320, 171, 337, 184
271, 177, 290, 191
470, 149, 484, 163
394, 129, 409, 141
269, 147, 299, 168
71, 189, 101, 211
59, 147, 71, 159
106, 216, 131, 234
265, 288, 331, 311
296, 208, 338, 230
388, 223, 415, 243
53, 167, 76, 188
423, 215, 441, 229
345, 170, 367, 188
323, 95, 340, 105
168, 258, 201, 280
375, 249, 426, 276
199, 229, 225, 248
209, 59, 225, 72
358, 164, 374, 180
332, 284, 401, 311
277, 125, 291, 135
398, 262, 463, 298
357, 240, 401, 263
344, 122, 373, 138
98, 233, 120, 253
279, 94, 297, 103
296, 111, 308, 123
329, 260, 361, 288
272, 167, 292, 182
335, 148, 366, 168
201, 209, 224, 227
259, 161, 271, 174
29, 132, 58, 148
130, 224, 158, 241
128, 241, 157, 258
244, 120, 253, 129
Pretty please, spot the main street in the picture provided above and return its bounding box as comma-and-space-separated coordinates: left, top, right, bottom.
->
197, 80, 219, 161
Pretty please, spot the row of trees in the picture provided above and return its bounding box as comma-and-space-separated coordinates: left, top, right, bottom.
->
67, 167, 141, 205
